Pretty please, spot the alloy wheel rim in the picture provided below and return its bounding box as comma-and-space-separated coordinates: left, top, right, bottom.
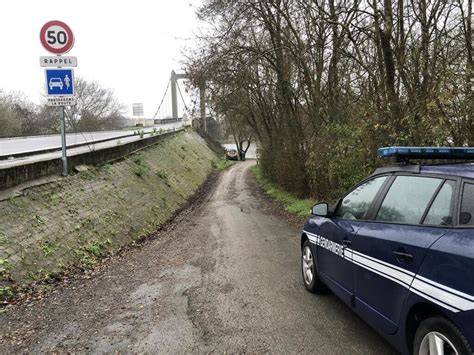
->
419, 331, 458, 355
302, 246, 314, 285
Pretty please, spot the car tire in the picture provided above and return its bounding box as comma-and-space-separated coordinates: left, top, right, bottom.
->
301, 239, 326, 293
413, 316, 472, 355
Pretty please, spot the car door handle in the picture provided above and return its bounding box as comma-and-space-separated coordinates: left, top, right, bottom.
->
393, 251, 413, 262
341, 239, 352, 247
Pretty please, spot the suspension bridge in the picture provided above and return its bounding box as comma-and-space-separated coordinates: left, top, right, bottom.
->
152, 71, 207, 132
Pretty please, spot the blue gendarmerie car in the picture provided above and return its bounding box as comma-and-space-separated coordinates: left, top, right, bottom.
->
301, 147, 474, 355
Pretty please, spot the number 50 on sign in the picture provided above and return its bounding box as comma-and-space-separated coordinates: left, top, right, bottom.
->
40, 20, 75, 55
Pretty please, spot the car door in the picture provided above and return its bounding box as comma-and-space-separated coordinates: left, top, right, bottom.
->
316, 175, 389, 306
413, 181, 474, 346
352, 175, 457, 335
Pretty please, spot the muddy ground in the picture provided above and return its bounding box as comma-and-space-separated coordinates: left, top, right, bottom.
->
0, 161, 396, 353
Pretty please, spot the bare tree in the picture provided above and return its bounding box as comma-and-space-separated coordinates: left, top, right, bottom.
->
185, 0, 473, 199
0, 91, 37, 137
63, 77, 126, 132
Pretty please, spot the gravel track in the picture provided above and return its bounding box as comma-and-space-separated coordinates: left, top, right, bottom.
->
0, 161, 396, 353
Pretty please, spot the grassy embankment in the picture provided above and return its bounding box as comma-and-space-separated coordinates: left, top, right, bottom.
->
250, 165, 313, 217
0, 130, 223, 301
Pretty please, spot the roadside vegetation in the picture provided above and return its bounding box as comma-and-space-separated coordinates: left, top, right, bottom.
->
212, 159, 235, 171
186, 1, 473, 201
251, 165, 312, 218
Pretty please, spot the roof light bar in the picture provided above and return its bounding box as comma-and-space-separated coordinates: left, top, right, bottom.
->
378, 146, 474, 160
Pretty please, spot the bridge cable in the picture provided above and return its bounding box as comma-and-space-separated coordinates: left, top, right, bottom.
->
152, 79, 171, 120
176, 82, 189, 113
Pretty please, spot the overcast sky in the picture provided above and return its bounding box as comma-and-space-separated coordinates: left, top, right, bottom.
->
0, 0, 203, 117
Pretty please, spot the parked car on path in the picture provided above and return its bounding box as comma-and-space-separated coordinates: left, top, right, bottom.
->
301, 146, 474, 355
225, 148, 239, 161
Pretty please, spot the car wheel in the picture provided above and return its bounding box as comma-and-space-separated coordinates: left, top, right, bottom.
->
413, 316, 472, 355
302, 239, 326, 293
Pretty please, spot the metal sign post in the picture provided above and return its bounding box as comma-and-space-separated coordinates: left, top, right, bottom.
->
59, 107, 68, 175
40, 20, 76, 176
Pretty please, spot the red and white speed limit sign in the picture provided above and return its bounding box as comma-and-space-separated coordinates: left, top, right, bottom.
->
40, 20, 74, 54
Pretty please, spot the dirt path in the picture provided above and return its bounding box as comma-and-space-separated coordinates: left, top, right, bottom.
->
0, 161, 396, 353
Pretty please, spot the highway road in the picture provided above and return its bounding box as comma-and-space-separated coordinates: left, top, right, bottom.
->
0, 122, 182, 158
0, 128, 183, 170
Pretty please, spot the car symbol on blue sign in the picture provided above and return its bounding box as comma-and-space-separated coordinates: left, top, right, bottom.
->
45, 68, 74, 96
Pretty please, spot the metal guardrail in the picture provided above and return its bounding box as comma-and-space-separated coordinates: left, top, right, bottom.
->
0, 127, 188, 191
0, 126, 184, 160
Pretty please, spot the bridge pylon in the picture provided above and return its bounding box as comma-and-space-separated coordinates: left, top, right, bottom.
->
170, 71, 206, 133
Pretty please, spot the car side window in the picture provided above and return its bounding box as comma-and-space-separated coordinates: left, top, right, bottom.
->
423, 180, 456, 226
376, 176, 442, 225
460, 182, 474, 226
334, 176, 387, 220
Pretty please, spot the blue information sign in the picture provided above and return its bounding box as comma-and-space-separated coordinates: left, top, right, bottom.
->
45, 68, 74, 96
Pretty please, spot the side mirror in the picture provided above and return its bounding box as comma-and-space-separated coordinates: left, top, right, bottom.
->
311, 202, 329, 217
